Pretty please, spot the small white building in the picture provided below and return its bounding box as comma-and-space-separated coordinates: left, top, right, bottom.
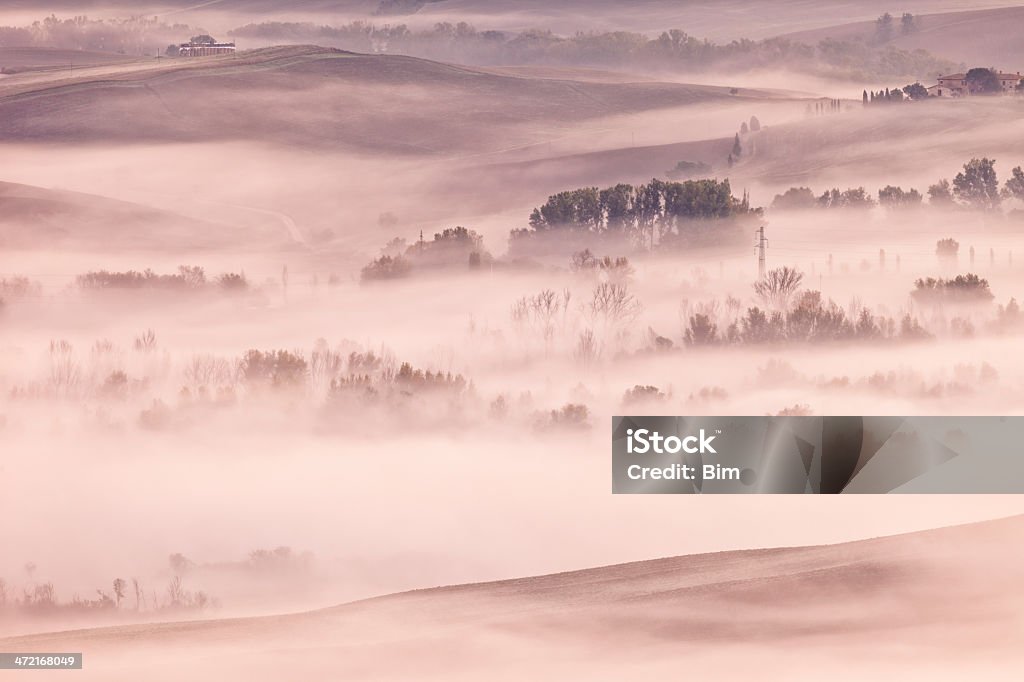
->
178, 41, 236, 57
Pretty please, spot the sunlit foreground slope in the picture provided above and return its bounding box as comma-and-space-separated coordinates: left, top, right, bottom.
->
4, 515, 1021, 680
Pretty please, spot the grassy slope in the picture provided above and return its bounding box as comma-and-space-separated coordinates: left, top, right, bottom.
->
1, 515, 1021, 680
0, 46, 782, 154
778, 6, 1024, 67
0, 181, 263, 250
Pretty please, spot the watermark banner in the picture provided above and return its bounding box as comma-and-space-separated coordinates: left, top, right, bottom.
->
612, 416, 1024, 494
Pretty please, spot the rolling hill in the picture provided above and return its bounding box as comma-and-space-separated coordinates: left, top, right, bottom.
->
0, 47, 135, 73
779, 6, 1024, 68
0, 181, 271, 250
0, 46, 785, 155
729, 96, 1024, 191
2, 515, 1021, 680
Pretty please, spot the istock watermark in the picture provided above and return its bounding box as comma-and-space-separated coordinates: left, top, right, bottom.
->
625, 428, 718, 455
612, 416, 1024, 494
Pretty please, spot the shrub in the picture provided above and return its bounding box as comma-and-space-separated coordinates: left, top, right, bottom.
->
665, 160, 712, 180
936, 238, 959, 257
217, 272, 248, 291
623, 385, 665, 405
361, 255, 411, 281
539, 403, 589, 429
0, 276, 41, 298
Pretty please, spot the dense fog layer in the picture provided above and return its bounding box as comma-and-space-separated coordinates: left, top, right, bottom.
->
2, 0, 1024, 652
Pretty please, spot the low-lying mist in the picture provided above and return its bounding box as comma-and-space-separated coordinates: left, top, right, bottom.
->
3, 22, 1024, 646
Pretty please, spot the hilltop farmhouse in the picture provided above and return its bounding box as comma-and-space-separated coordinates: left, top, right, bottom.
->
928, 70, 1021, 97
171, 35, 236, 57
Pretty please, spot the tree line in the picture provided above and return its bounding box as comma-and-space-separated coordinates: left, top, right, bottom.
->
771, 158, 1024, 211
519, 178, 759, 245
228, 21, 956, 80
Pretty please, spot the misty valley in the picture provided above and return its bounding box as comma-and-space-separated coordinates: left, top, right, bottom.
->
1, 2, 1024, 681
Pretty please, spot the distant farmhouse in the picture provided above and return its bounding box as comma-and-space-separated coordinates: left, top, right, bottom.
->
170, 35, 236, 58
928, 70, 1021, 97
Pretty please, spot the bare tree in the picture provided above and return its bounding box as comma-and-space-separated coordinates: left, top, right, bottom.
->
183, 354, 233, 395
167, 575, 185, 607
588, 283, 643, 327
48, 340, 80, 398
574, 329, 599, 366
133, 329, 158, 353
112, 578, 126, 608
585, 283, 643, 357
511, 288, 572, 354
310, 339, 343, 400
32, 582, 56, 606
754, 266, 804, 311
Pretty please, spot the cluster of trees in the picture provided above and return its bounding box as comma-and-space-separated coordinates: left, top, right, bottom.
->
0, 276, 40, 298
862, 83, 927, 104
0, 14, 190, 58
815, 37, 952, 79
873, 12, 917, 43
807, 99, 843, 115
360, 254, 412, 281
228, 21, 955, 79
666, 159, 712, 180
728, 116, 761, 166
683, 291, 931, 346
941, 157, 1023, 210
179, 345, 467, 404
878, 185, 923, 208
361, 226, 489, 281
570, 250, 634, 284
328, 358, 467, 406
77, 266, 248, 292
516, 178, 759, 249
772, 158, 1024, 213
239, 349, 309, 391
771, 186, 876, 210
911, 274, 994, 304
0, 573, 213, 617
0, 276, 42, 311
681, 264, 994, 347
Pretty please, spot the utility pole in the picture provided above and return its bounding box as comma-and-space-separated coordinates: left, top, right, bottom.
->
755, 225, 768, 279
